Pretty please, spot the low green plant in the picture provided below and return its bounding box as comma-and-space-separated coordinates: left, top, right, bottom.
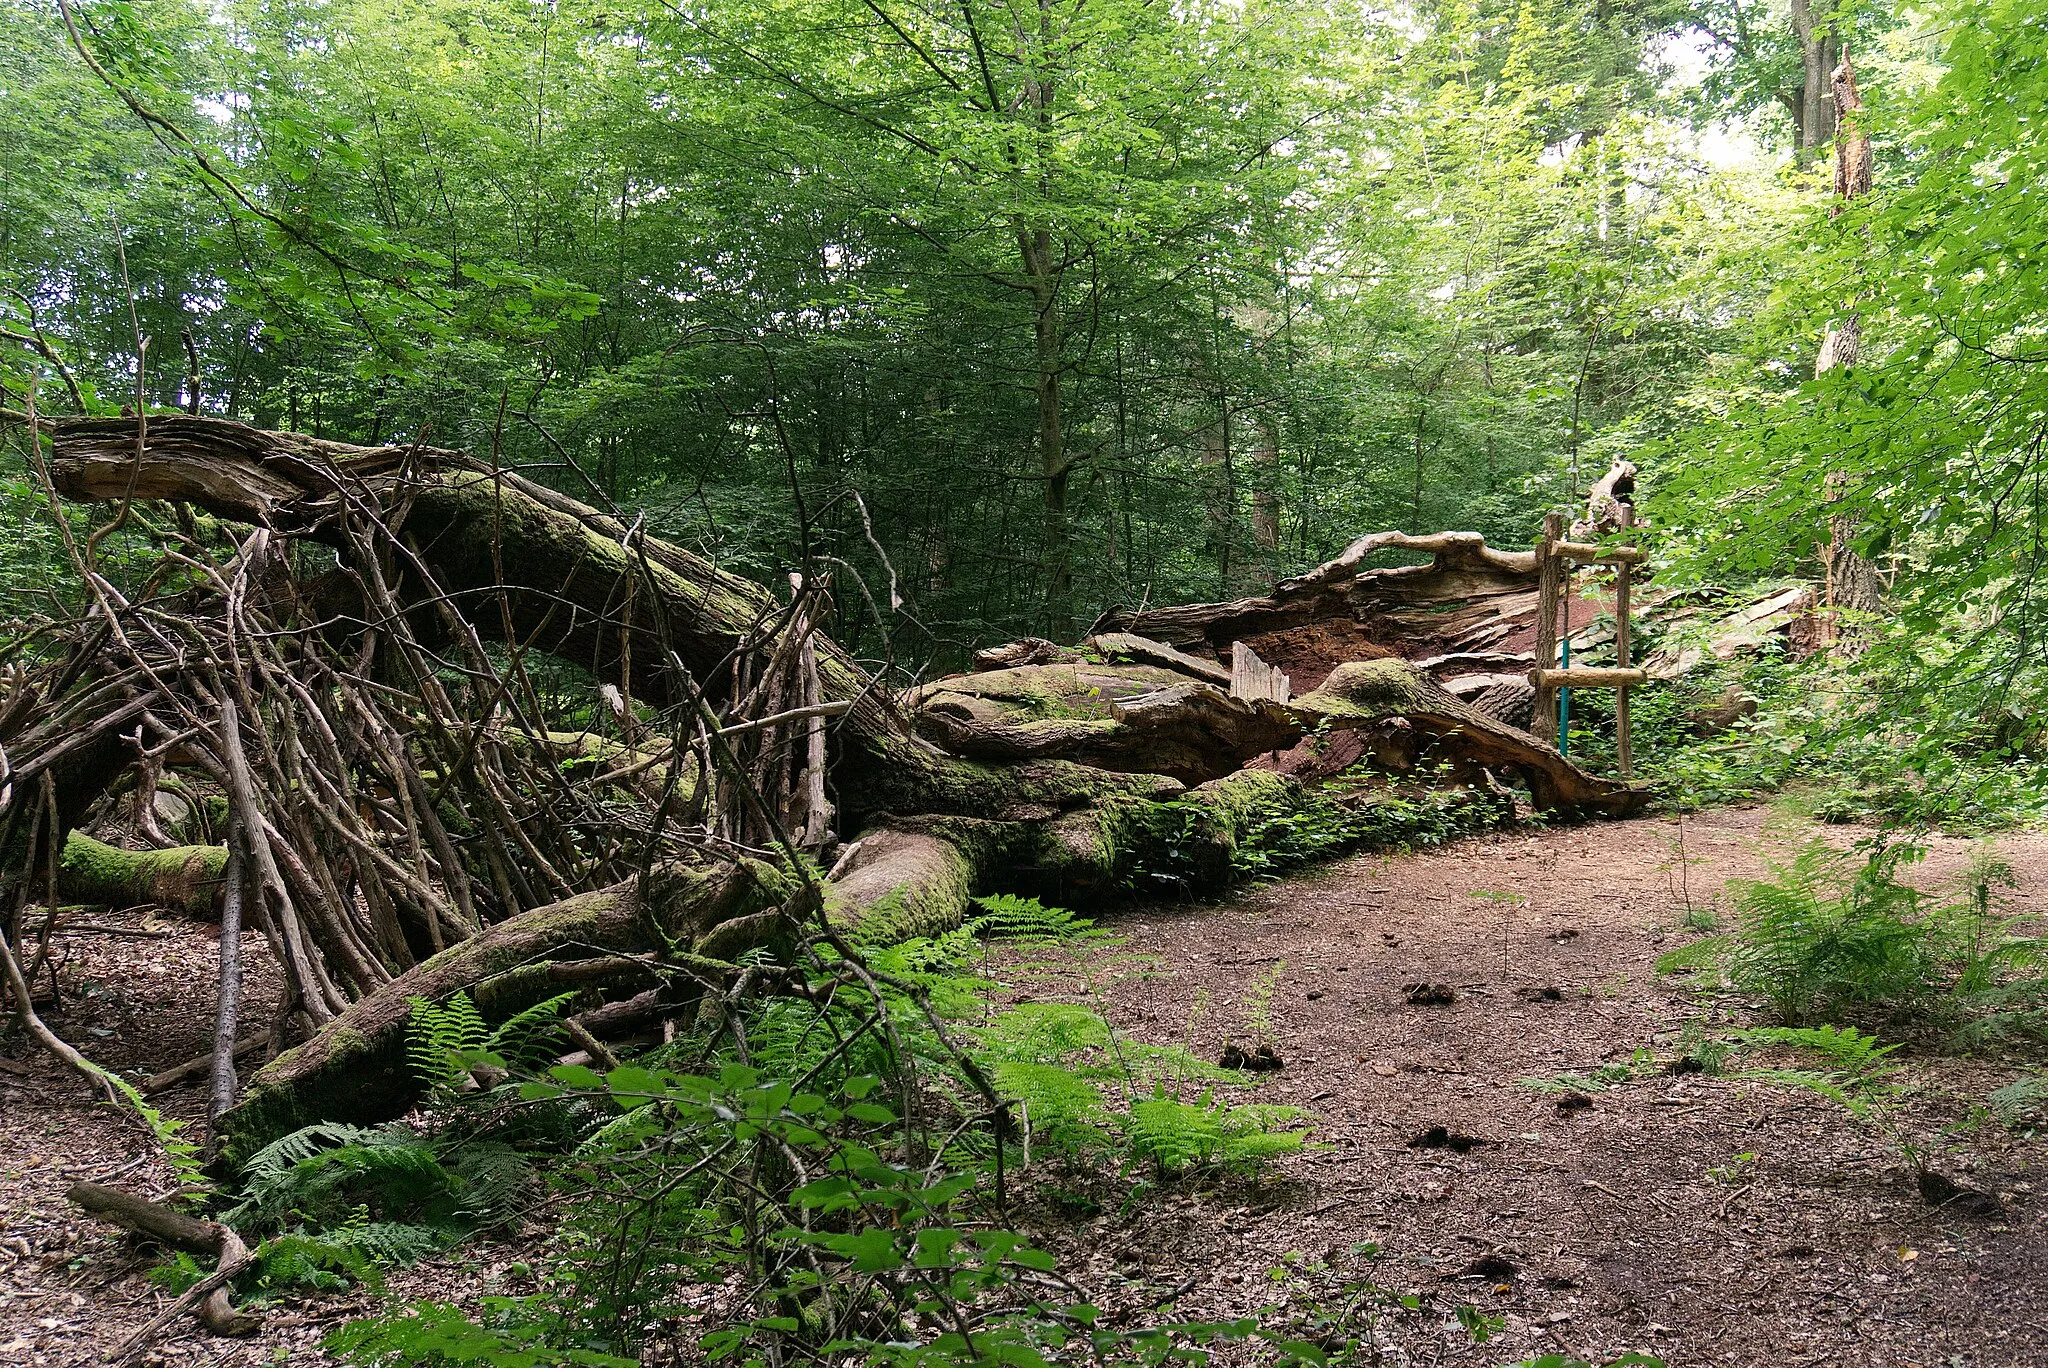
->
106, 1072, 209, 1203
1986, 1074, 2048, 1132
1229, 782, 1501, 883
1674, 1020, 1732, 1074
1240, 958, 1286, 1042
1727, 1024, 1904, 1120
407, 989, 579, 1097
1706, 1151, 1758, 1184
1249, 1243, 1515, 1364
220, 1119, 535, 1255
1656, 837, 2048, 1042
1519, 1047, 1657, 1096
1122, 1092, 1311, 1177
326, 1298, 637, 1367
1724, 1024, 1927, 1173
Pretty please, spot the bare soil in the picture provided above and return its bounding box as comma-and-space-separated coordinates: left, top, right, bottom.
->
4, 803, 2045, 1367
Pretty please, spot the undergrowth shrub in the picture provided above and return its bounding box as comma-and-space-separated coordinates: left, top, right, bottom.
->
315, 894, 1328, 1364
189, 990, 579, 1297
1621, 612, 2048, 830
1657, 837, 2048, 1042
1228, 781, 1503, 883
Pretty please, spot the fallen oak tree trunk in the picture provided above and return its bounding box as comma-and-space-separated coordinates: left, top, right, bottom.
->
22, 413, 1645, 1168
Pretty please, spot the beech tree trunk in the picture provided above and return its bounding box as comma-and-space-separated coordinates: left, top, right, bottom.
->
1788, 0, 1840, 157
1817, 53, 1886, 644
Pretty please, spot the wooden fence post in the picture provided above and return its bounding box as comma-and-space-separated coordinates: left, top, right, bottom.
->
1531, 512, 1564, 743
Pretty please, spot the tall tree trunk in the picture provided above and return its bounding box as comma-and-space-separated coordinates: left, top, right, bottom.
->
1202, 399, 1233, 595
1817, 51, 1885, 646
1789, 0, 1840, 156
1019, 225, 1071, 637
1250, 416, 1281, 590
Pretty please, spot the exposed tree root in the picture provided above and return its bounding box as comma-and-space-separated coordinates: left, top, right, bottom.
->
68, 1182, 258, 1343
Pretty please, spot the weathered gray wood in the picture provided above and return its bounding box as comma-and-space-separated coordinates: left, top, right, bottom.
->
1551, 540, 1647, 565
1087, 632, 1232, 684
1616, 506, 1635, 778
1228, 641, 1292, 703
1530, 667, 1648, 689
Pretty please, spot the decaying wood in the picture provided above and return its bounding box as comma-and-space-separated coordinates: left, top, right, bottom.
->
68, 1182, 258, 1341
1092, 530, 1545, 687
1570, 459, 1638, 541
1229, 641, 1291, 703
1531, 667, 1648, 690
1550, 540, 1646, 566
1294, 660, 1642, 818
1816, 51, 1886, 650
44, 416, 888, 730
1087, 631, 1232, 685
1531, 514, 1565, 743
7, 411, 1657, 1165
1615, 506, 1637, 778
58, 832, 226, 918
910, 661, 1299, 784
142, 1029, 273, 1097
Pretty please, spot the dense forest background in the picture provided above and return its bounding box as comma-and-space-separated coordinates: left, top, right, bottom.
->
3, 0, 2044, 807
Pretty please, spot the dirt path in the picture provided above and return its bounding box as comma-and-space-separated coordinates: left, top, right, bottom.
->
3, 805, 2045, 1366
1040, 805, 2048, 1367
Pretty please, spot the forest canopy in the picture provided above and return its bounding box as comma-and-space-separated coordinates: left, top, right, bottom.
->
9, 0, 1980, 656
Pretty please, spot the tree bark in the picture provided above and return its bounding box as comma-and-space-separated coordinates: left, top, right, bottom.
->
1817, 52, 1886, 644
1019, 226, 1074, 640
1789, 0, 1839, 156
213, 857, 792, 1168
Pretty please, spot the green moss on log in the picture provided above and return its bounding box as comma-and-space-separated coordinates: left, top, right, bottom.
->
827, 829, 977, 943
215, 858, 791, 1170
59, 832, 227, 918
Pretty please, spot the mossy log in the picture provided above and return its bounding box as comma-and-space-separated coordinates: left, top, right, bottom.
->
909, 660, 1300, 783
58, 832, 227, 917
214, 857, 791, 1167
827, 767, 1311, 940
1295, 660, 1645, 817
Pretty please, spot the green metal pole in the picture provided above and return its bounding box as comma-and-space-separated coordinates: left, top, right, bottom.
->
1559, 635, 1571, 756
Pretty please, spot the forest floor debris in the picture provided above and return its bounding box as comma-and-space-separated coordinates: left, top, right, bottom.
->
4, 803, 2046, 1366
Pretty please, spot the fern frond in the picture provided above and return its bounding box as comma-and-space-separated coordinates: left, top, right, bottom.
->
974, 1002, 1110, 1064
488, 992, 579, 1068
